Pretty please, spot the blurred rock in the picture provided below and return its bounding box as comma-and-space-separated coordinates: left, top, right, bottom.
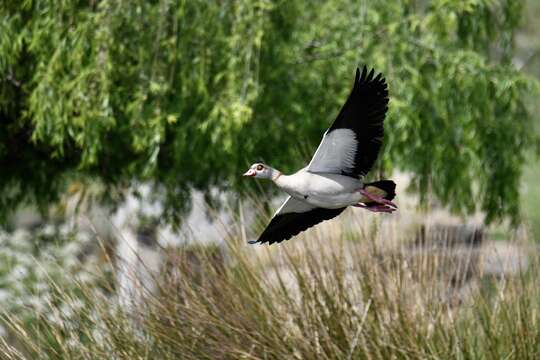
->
480, 242, 529, 277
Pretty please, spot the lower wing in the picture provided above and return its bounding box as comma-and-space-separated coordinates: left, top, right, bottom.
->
250, 196, 345, 245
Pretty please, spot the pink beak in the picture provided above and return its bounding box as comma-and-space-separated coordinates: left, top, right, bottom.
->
243, 169, 256, 177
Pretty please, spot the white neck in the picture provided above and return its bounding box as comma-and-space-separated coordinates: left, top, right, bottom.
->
271, 169, 282, 181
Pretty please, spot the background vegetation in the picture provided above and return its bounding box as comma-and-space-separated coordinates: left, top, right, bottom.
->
1, 0, 538, 224
0, 216, 538, 359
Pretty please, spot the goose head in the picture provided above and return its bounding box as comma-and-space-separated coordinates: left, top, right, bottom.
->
243, 163, 280, 180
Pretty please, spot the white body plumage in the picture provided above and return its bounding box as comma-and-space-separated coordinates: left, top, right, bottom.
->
274, 170, 363, 209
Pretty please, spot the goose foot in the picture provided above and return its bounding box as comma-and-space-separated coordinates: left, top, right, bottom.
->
353, 203, 396, 213
359, 189, 398, 209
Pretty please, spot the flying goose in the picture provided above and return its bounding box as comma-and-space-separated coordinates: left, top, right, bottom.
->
244, 66, 396, 245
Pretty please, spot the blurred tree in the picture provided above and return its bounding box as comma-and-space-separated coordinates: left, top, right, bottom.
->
0, 0, 538, 224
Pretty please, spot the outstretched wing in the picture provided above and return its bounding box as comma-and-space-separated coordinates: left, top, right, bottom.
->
250, 196, 345, 245
307, 66, 389, 178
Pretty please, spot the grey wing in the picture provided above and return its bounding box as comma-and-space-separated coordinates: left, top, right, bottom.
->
307, 67, 389, 178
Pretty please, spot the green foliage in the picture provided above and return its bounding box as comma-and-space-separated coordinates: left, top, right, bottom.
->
0, 0, 538, 223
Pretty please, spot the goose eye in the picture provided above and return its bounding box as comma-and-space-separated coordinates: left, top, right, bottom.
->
256, 165, 263, 171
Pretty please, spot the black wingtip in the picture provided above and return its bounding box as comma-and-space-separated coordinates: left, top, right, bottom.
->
357, 65, 387, 86
354, 68, 361, 88
360, 66, 368, 82
367, 68, 375, 82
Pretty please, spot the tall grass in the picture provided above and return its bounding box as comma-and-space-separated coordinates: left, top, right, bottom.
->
1, 211, 539, 359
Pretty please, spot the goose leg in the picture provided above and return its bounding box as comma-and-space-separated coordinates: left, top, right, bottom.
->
359, 189, 398, 208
